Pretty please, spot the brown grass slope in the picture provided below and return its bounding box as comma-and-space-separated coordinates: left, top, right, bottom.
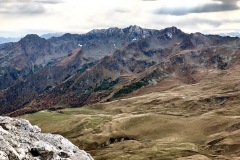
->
22, 63, 240, 159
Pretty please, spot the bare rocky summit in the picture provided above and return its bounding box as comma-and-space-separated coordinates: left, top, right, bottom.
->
0, 116, 93, 160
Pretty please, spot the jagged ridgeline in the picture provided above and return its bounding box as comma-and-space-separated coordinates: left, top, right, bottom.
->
0, 25, 239, 116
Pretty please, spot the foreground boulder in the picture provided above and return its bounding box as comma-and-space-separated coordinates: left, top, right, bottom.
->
0, 116, 93, 160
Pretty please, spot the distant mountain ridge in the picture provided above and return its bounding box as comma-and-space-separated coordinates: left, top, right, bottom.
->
220, 32, 240, 37
0, 37, 20, 44
0, 33, 64, 44
1, 31, 239, 45
40, 33, 64, 39
0, 25, 239, 116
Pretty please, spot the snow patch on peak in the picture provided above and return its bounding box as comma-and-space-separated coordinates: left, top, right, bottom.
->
166, 32, 172, 38
132, 38, 138, 41
129, 25, 143, 34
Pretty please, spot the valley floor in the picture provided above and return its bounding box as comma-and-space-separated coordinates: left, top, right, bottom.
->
22, 67, 240, 160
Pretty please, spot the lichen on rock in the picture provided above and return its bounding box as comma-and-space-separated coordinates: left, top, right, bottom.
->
0, 116, 93, 160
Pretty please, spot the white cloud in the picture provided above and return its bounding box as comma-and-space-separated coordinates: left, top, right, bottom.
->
0, 0, 239, 37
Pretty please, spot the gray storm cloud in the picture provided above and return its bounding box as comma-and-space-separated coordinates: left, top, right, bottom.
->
0, 0, 61, 15
155, 0, 240, 15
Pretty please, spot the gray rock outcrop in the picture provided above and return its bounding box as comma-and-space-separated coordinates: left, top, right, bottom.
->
0, 116, 93, 160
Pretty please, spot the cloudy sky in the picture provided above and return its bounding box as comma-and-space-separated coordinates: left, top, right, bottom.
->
0, 0, 240, 37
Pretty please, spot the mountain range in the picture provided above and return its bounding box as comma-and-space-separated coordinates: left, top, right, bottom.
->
1, 25, 240, 159
220, 32, 240, 37
0, 37, 20, 44
40, 33, 64, 39
1, 31, 240, 45
0, 33, 63, 45
0, 25, 240, 116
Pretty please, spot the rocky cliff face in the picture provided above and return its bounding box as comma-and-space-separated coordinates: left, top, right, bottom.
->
0, 116, 93, 160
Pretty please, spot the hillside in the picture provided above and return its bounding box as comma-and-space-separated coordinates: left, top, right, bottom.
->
1, 26, 240, 116
22, 64, 240, 159
0, 25, 158, 115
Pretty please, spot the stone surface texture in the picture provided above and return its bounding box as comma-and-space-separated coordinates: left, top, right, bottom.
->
0, 116, 93, 160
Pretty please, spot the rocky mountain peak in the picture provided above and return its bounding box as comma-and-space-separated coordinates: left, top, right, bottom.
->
163, 26, 182, 34
19, 34, 47, 47
59, 33, 79, 41
20, 34, 44, 42
84, 25, 150, 41
106, 27, 123, 35
158, 26, 183, 39
86, 27, 123, 37
128, 25, 143, 33
0, 116, 93, 160
123, 25, 152, 40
